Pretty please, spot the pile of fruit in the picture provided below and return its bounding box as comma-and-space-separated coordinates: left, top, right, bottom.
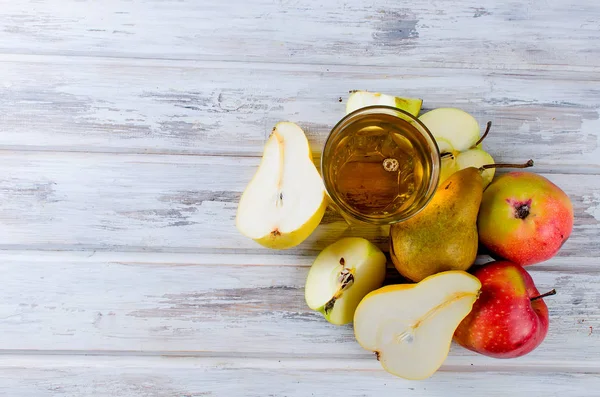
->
236, 91, 574, 380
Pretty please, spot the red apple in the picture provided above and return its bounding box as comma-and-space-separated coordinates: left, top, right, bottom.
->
454, 261, 553, 358
477, 171, 573, 266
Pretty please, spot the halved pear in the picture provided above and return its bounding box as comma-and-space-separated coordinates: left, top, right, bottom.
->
346, 91, 423, 117
353, 271, 481, 380
305, 237, 387, 325
419, 108, 495, 187
236, 122, 327, 249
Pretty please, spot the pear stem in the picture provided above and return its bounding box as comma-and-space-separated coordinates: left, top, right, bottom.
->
530, 289, 557, 302
479, 159, 534, 171
473, 121, 492, 148
440, 152, 454, 160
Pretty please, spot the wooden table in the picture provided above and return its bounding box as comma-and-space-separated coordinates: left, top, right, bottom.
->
1, 1, 599, 395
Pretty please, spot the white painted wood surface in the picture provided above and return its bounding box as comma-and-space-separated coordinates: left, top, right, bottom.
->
0, 0, 599, 395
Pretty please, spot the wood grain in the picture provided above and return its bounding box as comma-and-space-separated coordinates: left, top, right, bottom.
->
0, 355, 598, 397
1, 0, 599, 393
1, 55, 599, 167
0, 151, 596, 256
0, 251, 597, 368
1, 0, 599, 71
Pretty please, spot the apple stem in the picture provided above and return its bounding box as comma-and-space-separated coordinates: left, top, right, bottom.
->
473, 121, 492, 148
479, 159, 534, 171
440, 152, 454, 160
530, 289, 557, 302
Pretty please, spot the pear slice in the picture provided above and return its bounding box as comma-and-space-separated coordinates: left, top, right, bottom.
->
305, 237, 387, 325
236, 122, 327, 249
455, 149, 495, 187
353, 271, 481, 380
346, 91, 423, 117
419, 108, 480, 151
435, 137, 455, 154
419, 108, 495, 187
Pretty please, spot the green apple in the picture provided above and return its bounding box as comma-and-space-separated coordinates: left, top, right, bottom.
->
346, 91, 423, 117
305, 237, 387, 325
419, 108, 495, 187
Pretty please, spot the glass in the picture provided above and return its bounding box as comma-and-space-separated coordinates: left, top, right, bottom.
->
321, 105, 440, 225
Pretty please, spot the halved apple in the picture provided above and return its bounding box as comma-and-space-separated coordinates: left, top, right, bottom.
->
236, 122, 327, 249
346, 91, 423, 117
354, 271, 481, 380
419, 108, 495, 187
305, 237, 387, 325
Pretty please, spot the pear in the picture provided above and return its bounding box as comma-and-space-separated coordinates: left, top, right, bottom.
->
305, 237, 387, 325
419, 108, 495, 187
354, 271, 481, 380
389, 167, 484, 282
390, 161, 534, 282
346, 91, 423, 117
236, 122, 327, 249
419, 108, 480, 151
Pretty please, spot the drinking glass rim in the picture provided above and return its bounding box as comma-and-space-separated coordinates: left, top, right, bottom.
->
320, 105, 441, 224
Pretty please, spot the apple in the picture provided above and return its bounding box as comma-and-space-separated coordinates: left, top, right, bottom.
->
305, 237, 387, 325
477, 171, 574, 265
345, 91, 423, 117
353, 271, 481, 379
236, 122, 327, 249
454, 261, 554, 358
419, 108, 495, 187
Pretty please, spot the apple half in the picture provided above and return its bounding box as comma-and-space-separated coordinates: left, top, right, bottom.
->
305, 237, 387, 325
236, 122, 327, 249
346, 91, 423, 117
354, 271, 481, 380
419, 108, 495, 187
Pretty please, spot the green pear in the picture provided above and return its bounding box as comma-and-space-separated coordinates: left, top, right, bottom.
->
390, 167, 484, 282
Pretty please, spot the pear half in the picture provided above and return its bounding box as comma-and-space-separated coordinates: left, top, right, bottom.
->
236, 122, 327, 249
305, 237, 387, 325
419, 108, 495, 187
346, 91, 423, 117
354, 271, 481, 380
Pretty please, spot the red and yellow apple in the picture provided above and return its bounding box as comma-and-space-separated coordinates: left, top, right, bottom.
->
454, 261, 553, 358
477, 171, 574, 266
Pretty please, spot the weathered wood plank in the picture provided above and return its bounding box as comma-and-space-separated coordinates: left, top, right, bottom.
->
1, 0, 599, 71
1, 55, 599, 165
0, 152, 596, 256
0, 251, 597, 366
0, 0, 596, 390
0, 355, 598, 397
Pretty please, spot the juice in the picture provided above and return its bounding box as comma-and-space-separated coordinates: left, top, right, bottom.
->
322, 107, 439, 224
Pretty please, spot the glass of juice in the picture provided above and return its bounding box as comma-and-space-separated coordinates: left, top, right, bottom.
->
321, 105, 440, 224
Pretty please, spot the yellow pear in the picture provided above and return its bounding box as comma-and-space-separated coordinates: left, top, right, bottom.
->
354, 271, 481, 380
236, 122, 327, 249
